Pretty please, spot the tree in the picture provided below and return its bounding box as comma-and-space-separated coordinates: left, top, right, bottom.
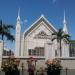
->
0, 19, 15, 69
0, 19, 14, 41
2, 56, 20, 75
45, 58, 62, 75
52, 28, 70, 56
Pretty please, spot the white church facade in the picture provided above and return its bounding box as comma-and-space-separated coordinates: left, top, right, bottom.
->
0, 10, 73, 69
1, 11, 75, 69
15, 11, 69, 60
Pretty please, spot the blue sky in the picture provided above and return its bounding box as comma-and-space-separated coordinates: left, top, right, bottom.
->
0, 0, 75, 50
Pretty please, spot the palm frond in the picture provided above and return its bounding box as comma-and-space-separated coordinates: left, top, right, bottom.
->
0, 21, 14, 42
2, 24, 14, 29
52, 37, 57, 41
62, 34, 70, 41
52, 32, 57, 35
3, 32, 15, 41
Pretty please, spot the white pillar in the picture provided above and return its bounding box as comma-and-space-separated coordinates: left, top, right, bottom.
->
51, 43, 55, 58
21, 36, 24, 57
0, 40, 3, 69
45, 43, 53, 60
62, 42, 69, 57
62, 43, 65, 57
45, 43, 49, 59
65, 43, 69, 57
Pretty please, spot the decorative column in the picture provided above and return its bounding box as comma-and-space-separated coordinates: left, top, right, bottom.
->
45, 43, 49, 59
65, 43, 69, 57
45, 42, 54, 59
62, 41, 69, 57
62, 42, 65, 57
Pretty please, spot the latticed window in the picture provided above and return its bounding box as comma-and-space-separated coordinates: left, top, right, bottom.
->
28, 47, 44, 56
70, 42, 75, 57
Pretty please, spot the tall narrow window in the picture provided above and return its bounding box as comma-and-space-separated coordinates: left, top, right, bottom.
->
28, 49, 31, 55
55, 50, 58, 56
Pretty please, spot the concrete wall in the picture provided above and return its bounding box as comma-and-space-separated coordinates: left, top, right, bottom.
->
2, 57, 75, 69
58, 57, 75, 69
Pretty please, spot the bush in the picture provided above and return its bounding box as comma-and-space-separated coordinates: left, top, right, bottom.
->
45, 58, 62, 75
2, 56, 20, 75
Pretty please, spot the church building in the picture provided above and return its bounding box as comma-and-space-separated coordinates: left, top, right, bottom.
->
15, 10, 69, 60
1, 10, 75, 70
1, 10, 75, 69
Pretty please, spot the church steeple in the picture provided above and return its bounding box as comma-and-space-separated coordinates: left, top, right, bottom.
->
63, 11, 68, 34
15, 8, 21, 57
17, 8, 20, 21
16, 8, 21, 29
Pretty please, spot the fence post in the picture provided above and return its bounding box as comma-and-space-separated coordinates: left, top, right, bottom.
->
21, 63, 24, 75
65, 67, 68, 75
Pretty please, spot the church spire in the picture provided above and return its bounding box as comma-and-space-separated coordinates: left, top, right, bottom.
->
63, 11, 68, 34
15, 8, 21, 57
16, 8, 21, 28
17, 8, 20, 20
63, 10, 66, 23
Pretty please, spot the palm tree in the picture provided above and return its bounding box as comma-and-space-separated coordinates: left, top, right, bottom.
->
0, 19, 15, 56
0, 19, 14, 41
52, 28, 70, 56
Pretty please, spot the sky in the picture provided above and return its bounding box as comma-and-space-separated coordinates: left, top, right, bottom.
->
0, 0, 75, 51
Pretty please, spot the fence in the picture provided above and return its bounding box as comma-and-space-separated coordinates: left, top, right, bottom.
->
0, 69, 75, 75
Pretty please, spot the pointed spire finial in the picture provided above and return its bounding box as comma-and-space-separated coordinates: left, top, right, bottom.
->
63, 10, 68, 34
64, 10, 66, 23
17, 8, 20, 20
18, 8, 20, 17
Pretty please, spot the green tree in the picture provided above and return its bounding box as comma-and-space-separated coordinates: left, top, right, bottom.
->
52, 28, 70, 56
0, 19, 14, 41
0, 19, 15, 58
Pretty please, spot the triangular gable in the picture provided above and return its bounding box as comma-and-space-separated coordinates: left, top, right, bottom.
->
23, 15, 57, 37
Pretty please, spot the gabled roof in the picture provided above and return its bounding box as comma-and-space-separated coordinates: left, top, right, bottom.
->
23, 14, 57, 37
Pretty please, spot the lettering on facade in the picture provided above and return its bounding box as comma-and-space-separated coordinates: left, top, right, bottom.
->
34, 31, 51, 39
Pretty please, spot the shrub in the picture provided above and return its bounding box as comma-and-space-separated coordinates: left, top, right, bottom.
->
2, 56, 20, 75
45, 58, 62, 75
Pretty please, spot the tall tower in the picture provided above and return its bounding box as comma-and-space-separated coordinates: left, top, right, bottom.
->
62, 11, 69, 57
63, 11, 68, 34
15, 9, 21, 57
